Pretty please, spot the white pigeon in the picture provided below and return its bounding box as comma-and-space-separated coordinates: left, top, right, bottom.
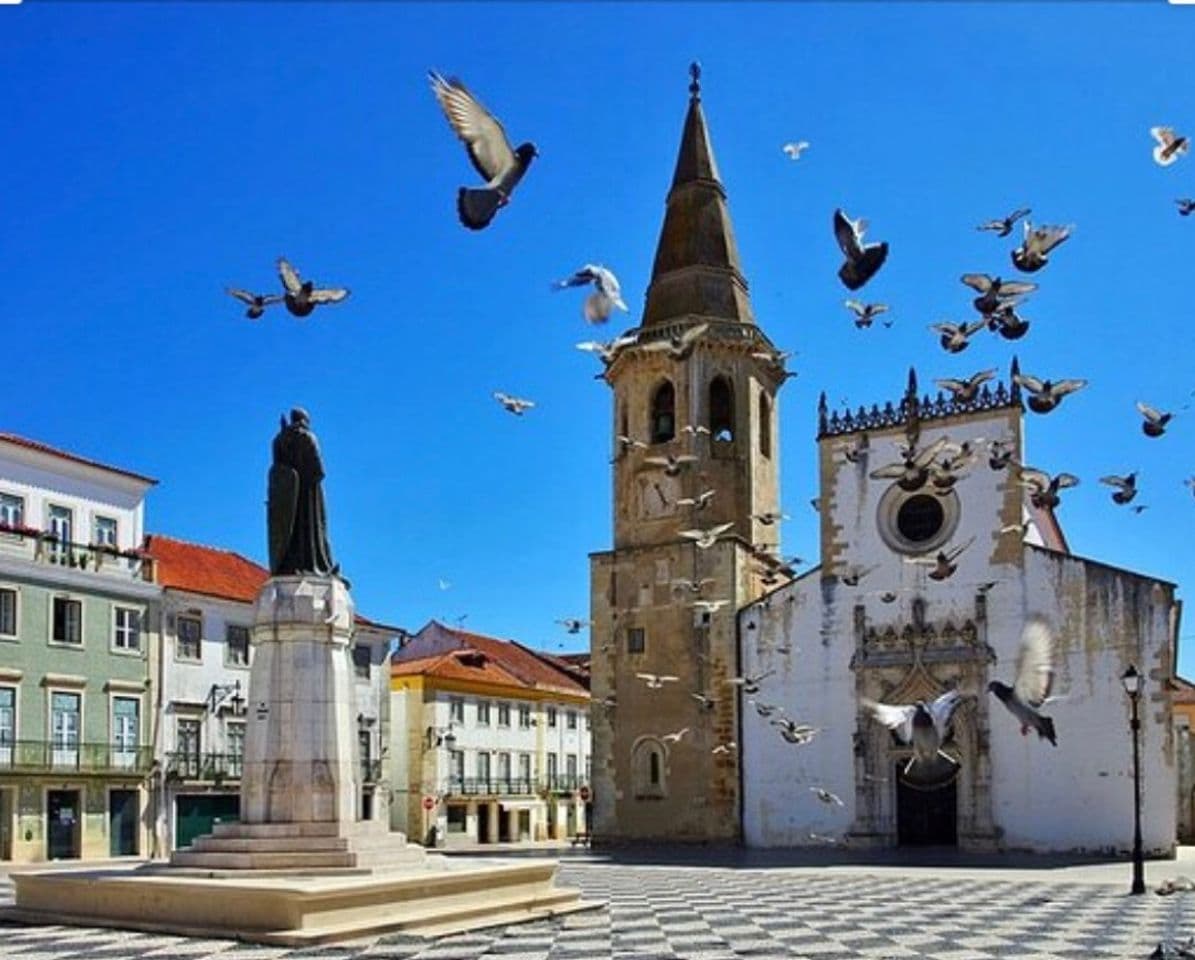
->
863, 690, 964, 776
636, 672, 679, 690
429, 71, 537, 230
643, 453, 699, 477
782, 141, 810, 160
493, 391, 535, 416
661, 727, 690, 744
691, 599, 730, 614
809, 787, 845, 806
712, 742, 737, 755
679, 522, 734, 549
552, 264, 629, 324
577, 334, 637, 364
1152, 126, 1190, 167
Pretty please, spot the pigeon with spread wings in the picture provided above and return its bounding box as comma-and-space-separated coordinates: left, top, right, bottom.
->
931, 320, 986, 354
429, 71, 537, 230
552, 265, 628, 324
1138, 402, 1173, 438
977, 207, 1031, 237
277, 259, 350, 318
936, 369, 997, 404
1016, 464, 1080, 510
960, 273, 1037, 316
1013, 372, 1087, 414
988, 616, 1058, 745
845, 300, 889, 329
904, 536, 975, 581
1012, 221, 1073, 273
1099, 472, 1138, 505
833, 209, 888, 290
869, 436, 949, 492
493, 391, 535, 416
863, 690, 963, 776
227, 288, 283, 320
1152, 126, 1190, 167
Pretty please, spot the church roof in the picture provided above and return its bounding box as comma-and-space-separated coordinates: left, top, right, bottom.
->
640, 65, 755, 329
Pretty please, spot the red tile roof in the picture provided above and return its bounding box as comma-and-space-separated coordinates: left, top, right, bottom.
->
0, 432, 157, 485
391, 650, 525, 687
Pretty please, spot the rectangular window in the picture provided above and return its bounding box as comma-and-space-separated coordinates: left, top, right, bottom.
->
112, 696, 138, 770
567, 710, 578, 730
227, 722, 245, 777
0, 588, 16, 637
352, 644, 371, 680
477, 751, 491, 784
546, 706, 557, 728
476, 700, 490, 726
113, 607, 141, 651
176, 615, 201, 661
0, 686, 14, 766
566, 754, 577, 784
518, 703, 531, 728
52, 597, 82, 645
449, 749, 465, 784
627, 627, 645, 654
47, 504, 73, 564
93, 515, 118, 548
546, 752, 558, 787
518, 752, 531, 785
226, 625, 250, 667
449, 696, 465, 724
51, 691, 80, 767
0, 493, 24, 530
177, 718, 201, 778
497, 702, 510, 727
358, 729, 373, 781
497, 751, 511, 784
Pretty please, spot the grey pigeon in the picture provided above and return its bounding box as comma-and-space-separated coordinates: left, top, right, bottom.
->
936, 368, 997, 404
429, 71, 537, 230
1138, 402, 1173, 438
987, 616, 1058, 746
904, 536, 975, 581
552, 265, 628, 324
1178, 199, 1195, 217
987, 438, 1015, 471
869, 436, 950, 492
977, 207, 1031, 237
988, 302, 1031, 340
931, 320, 986, 354
1012, 221, 1073, 273
833, 209, 888, 290
1099, 472, 1138, 505
863, 690, 963, 776
227, 287, 283, 320
845, 299, 889, 328
277, 258, 350, 317
1016, 464, 1080, 510
960, 273, 1037, 316
1013, 372, 1087, 414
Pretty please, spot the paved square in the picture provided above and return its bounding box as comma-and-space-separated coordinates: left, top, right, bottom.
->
3, 863, 1195, 959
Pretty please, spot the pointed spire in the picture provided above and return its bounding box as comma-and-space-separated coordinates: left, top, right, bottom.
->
641, 65, 754, 328
1009, 355, 1023, 405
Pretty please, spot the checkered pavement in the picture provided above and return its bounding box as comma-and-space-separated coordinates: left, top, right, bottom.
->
1, 863, 1194, 959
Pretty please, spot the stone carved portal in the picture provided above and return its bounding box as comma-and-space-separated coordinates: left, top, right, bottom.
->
848, 601, 1001, 850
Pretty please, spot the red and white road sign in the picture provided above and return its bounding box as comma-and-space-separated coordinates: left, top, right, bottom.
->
578, 785, 591, 802
422, 795, 437, 811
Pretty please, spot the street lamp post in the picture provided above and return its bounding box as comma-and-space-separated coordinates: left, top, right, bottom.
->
1122, 664, 1146, 895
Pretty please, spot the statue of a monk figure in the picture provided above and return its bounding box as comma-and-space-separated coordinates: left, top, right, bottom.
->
267, 408, 339, 577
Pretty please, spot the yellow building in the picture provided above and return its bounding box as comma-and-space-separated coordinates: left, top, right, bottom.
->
390, 621, 590, 845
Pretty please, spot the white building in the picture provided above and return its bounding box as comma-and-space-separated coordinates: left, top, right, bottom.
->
143, 534, 400, 852
390, 621, 591, 846
739, 369, 1180, 854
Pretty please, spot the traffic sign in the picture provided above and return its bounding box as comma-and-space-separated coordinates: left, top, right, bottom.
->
422, 795, 437, 811
578, 785, 591, 802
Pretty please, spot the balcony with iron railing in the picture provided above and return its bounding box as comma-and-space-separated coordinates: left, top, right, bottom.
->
441, 776, 585, 799
0, 739, 154, 775
165, 752, 381, 785
0, 523, 154, 581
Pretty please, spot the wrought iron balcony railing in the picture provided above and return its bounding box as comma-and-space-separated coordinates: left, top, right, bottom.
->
0, 740, 153, 775
0, 524, 154, 580
441, 776, 585, 798
166, 751, 243, 782
361, 759, 382, 783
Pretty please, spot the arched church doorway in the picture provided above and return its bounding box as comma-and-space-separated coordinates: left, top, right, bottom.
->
896, 761, 958, 847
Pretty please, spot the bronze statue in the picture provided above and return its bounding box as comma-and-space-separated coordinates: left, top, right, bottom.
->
267, 409, 339, 578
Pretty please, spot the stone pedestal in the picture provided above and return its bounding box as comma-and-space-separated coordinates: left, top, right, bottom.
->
241, 575, 358, 826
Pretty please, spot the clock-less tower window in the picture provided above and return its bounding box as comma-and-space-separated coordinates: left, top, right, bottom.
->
649, 381, 675, 444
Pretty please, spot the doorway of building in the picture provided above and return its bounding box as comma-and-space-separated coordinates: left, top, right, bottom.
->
175, 793, 239, 849
0, 788, 12, 860
47, 789, 81, 860
109, 789, 139, 856
476, 803, 491, 844
896, 762, 958, 846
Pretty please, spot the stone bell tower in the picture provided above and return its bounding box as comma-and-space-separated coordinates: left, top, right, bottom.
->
589, 65, 789, 842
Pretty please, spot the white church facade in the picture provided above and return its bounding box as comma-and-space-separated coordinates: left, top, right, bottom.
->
739, 370, 1180, 854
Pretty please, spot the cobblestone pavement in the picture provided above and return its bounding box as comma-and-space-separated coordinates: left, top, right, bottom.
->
3, 862, 1195, 959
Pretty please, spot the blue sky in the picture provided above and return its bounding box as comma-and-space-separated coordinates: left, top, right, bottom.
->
3, 2, 1195, 672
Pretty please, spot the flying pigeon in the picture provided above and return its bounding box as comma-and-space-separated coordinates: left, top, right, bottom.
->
673, 577, 716, 597
640, 322, 710, 360
877, 591, 898, 604
869, 436, 950, 492
844, 300, 889, 328
1012, 373, 1087, 414
833, 208, 889, 290
1138, 402, 1173, 438
725, 670, 775, 696
677, 489, 716, 510
636, 673, 679, 690
809, 787, 845, 806
691, 599, 730, 615
555, 618, 592, 634
679, 522, 734, 549
552, 265, 628, 324
843, 433, 869, 464
782, 141, 810, 160
988, 303, 1031, 340
615, 434, 649, 456
276, 258, 350, 317
774, 718, 819, 745
643, 453, 699, 476
751, 700, 780, 718
839, 564, 878, 587
1178, 198, 1195, 217
429, 71, 537, 230
904, 536, 975, 581
987, 438, 1015, 470
1011, 221, 1073, 273
977, 207, 1031, 237
1151, 126, 1190, 167
1099, 472, 1138, 505
753, 510, 790, 526
661, 727, 690, 744
931, 320, 986, 354
960, 273, 1036, 316
936, 369, 997, 404
863, 690, 963, 776
752, 348, 795, 366
578, 334, 637, 365
493, 391, 535, 416
679, 423, 712, 439
988, 616, 1058, 746
711, 742, 737, 755
1016, 465, 1080, 509
227, 288, 283, 320
691, 693, 718, 710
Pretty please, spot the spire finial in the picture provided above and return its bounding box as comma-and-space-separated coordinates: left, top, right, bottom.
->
689, 61, 702, 99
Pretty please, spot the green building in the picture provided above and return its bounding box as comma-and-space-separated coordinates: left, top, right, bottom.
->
0, 432, 160, 862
